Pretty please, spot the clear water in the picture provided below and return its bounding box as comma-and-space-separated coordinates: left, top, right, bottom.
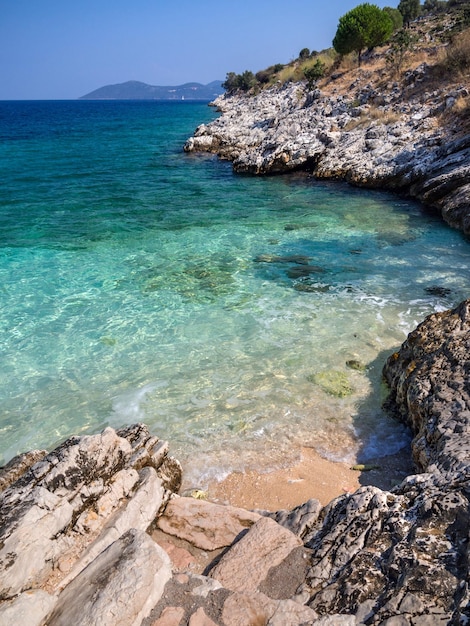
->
1, 100, 469, 486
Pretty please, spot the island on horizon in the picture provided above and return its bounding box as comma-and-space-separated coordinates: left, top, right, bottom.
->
79, 79, 225, 100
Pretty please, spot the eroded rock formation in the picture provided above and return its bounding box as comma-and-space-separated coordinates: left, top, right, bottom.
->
184, 74, 470, 234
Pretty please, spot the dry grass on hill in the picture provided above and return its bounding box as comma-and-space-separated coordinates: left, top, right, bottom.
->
247, 6, 469, 135
314, 12, 470, 134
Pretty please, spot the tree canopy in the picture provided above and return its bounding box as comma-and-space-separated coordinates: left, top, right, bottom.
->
383, 6, 404, 31
398, 0, 421, 26
333, 3, 394, 65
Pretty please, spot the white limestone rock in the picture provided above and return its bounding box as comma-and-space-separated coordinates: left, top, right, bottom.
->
59, 466, 166, 589
0, 486, 73, 599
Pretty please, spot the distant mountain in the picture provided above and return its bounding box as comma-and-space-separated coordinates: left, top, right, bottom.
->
79, 80, 225, 100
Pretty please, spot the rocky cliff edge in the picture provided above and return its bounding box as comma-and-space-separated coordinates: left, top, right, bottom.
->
185, 55, 469, 235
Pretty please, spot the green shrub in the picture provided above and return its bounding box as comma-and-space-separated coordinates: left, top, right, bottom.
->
386, 28, 417, 76
444, 27, 470, 74
304, 59, 326, 87
222, 70, 257, 93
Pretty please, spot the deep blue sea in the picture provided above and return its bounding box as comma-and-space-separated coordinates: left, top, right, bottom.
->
1, 100, 469, 485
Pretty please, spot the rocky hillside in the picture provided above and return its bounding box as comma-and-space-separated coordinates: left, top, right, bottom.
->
185, 8, 470, 234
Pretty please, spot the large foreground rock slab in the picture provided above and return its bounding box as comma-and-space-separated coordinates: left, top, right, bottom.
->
157, 496, 261, 550
208, 516, 304, 595
46, 529, 171, 626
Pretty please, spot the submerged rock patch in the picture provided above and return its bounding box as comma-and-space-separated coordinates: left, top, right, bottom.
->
307, 369, 354, 398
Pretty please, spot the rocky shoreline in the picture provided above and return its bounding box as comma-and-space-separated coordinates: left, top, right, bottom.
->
184, 70, 470, 235
0, 299, 469, 625
3, 31, 470, 624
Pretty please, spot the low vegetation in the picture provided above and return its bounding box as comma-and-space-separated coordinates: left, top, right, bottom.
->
443, 26, 470, 75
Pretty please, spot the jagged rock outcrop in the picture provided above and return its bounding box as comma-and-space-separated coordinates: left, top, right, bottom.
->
0, 424, 182, 625
383, 299, 470, 475
0, 302, 469, 625
184, 74, 470, 234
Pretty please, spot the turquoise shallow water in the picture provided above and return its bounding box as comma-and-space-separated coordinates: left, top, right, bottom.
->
1, 100, 469, 485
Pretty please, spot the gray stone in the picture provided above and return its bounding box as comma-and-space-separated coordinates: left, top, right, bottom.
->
258, 498, 322, 538
399, 593, 424, 614
0, 450, 47, 493
313, 616, 355, 625
411, 615, 449, 625
378, 617, 410, 626
355, 599, 376, 623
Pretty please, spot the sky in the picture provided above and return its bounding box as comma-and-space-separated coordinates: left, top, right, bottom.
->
1, 0, 396, 100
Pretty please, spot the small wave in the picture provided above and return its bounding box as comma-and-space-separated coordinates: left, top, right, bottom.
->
109, 381, 168, 427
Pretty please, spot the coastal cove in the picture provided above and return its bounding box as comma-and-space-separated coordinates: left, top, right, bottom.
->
2, 2, 470, 623
1, 100, 470, 490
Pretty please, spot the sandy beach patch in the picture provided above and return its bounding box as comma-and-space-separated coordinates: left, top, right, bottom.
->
205, 445, 413, 511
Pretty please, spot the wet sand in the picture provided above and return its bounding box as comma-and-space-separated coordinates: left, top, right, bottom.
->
206, 445, 414, 511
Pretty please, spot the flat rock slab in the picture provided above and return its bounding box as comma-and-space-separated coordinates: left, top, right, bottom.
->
156, 496, 261, 550
222, 591, 318, 626
209, 516, 303, 595
46, 529, 171, 626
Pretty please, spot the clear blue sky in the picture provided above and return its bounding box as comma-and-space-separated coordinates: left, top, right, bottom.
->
1, 0, 396, 100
